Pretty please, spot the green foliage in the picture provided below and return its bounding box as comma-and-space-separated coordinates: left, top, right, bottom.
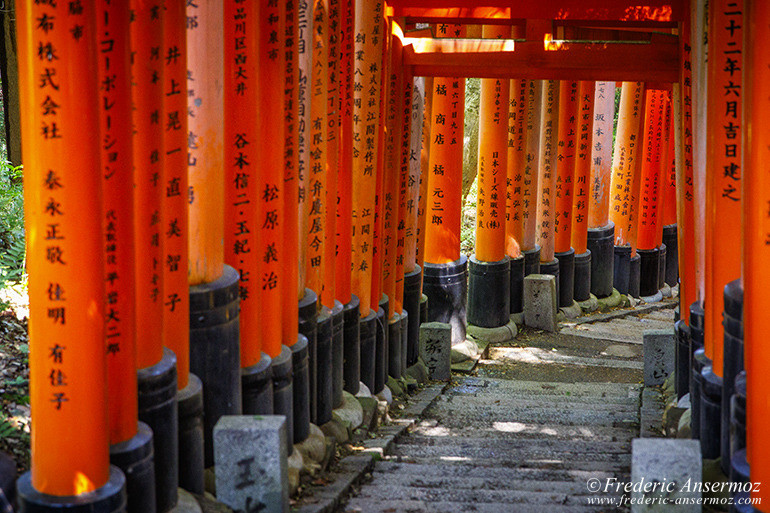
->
462, 78, 481, 202
0, 161, 25, 292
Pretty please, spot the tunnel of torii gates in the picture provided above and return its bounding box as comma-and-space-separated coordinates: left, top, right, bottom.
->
10, 0, 770, 511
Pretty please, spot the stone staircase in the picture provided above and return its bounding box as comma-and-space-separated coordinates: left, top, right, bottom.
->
341, 303, 676, 513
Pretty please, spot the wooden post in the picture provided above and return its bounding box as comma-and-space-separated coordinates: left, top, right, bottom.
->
405, 77, 425, 274
587, 81, 616, 231
521, 79, 541, 257
415, 75, 433, 277
395, 32, 413, 318
637, 90, 668, 253
506, 78, 527, 259
18, 0, 110, 495
554, 80, 577, 257
571, 81, 595, 256
536, 80, 559, 276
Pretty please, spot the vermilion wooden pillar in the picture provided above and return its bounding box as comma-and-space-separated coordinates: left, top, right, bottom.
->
468, 24, 510, 329
521, 79, 542, 275
536, 80, 560, 288
506, 78, 527, 314
16, 0, 118, 502
661, 102, 679, 289
415, 75, 434, 277
586, 81, 617, 298
571, 81, 595, 303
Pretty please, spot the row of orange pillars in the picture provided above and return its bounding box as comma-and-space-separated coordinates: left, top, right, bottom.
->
9, 0, 770, 511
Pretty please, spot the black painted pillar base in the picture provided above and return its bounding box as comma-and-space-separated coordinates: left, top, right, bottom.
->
587, 222, 615, 298
138, 348, 178, 512
700, 365, 723, 459
730, 371, 747, 466
342, 295, 360, 396
419, 293, 428, 325
509, 255, 525, 314
291, 334, 310, 444
663, 224, 678, 285
404, 266, 422, 367
468, 255, 510, 328
674, 320, 691, 400
189, 265, 241, 469
573, 250, 592, 302
378, 295, 391, 387
613, 245, 631, 295
423, 255, 468, 346
298, 289, 318, 424
658, 243, 667, 289
722, 279, 744, 475
523, 245, 541, 276
555, 249, 575, 308
539, 259, 560, 306
271, 344, 294, 454
316, 307, 334, 426
387, 313, 402, 381
361, 308, 378, 394
629, 254, 641, 298
400, 312, 408, 378
18, 466, 126, 513
331, 300, 344, 409
638, 248, 660, 297
689, 302, 705, 438
242, 353, 273, 416
730, 450, 754, 513
177, 373, 205, 495
691, 347, 708, 442
110, 422, 155, 513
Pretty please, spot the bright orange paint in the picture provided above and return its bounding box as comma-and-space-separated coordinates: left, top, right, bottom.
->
415, 75, 433, 275
350, 0, 385, 316
474, 25, 509, 263
587, 81, 616, 229
536, 80, 559, 263
521, 79, 541, 252
163, 0, 190, 391
571, 81, 595, 255
395, 31, 414, 313
655, 95, 672, 249
704, 0, 743, 376
297, 0, 312, 296
661, 109, 677, 227
506, 78, 527, 258
636, 89, 667, 252
370, 18, 388, 313
18, 0, 110, 494
187, 0, 225, 286
404, 76, 425, 274
132, 0, 165, 371
424, 24, 465, 264
98, 0, 136, 445
554, 80, 578, 254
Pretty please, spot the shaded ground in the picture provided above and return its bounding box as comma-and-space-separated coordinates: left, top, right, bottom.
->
0, 305, 29, 476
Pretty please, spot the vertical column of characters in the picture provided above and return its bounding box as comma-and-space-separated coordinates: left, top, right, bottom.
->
587, 81, 616, 229
162, 0, 190, 389
536, 80, 558, 263
350, 0, 384, 316
99, 0, 136, 443
506, 78, 527, 258
297, 0, 312, 295
18, 0, 110, 494
404, 77, 424, 273
370, 19, 388, 312
662, 103, 678, 228
394, 31, 413, 313
637, 90, 666, 252
520, 79, 542, 252
554, 80, 577, 255
570, 81, 595, 255
257, 0, 287, 356
131, 0, 165, 370
654, 93, 672, 249
415, 75, 433, 274
186, 0, 225, 285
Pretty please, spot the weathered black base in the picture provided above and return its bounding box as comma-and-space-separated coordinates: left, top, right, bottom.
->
342, 296, 361, 395
629, 254, 641, 298
689, 301, 705, 415
468, 255, 510, 328
0, 452, 15, 509
613, 245, 631, 295
423, 255, 468, 346
722, 279, 744, 475
731, 371, 746, 468
509, 255, 525, 314
691, 348, 708, 442
291, 335, 310, 444
18, 466, 126, 513
663, 224, 678, 286
189, 265, 241, 469
730, 449, 753, 513
658, 243, 667, 289
298, 289, 318, 425
573, 250, 592, 302
539, 259, 560, 305
271, 344, 294, 454
555, 249, 575, 308
404, 266, 422, 367
419, 294, 428, 325
316, 307, 333, 426
675, 320, 691, 399
699, 364, 723, 459
360, 308, 377, 393
242, 353, 273, 415
331, 300, 344, 409
587, 222, 615, 298
138, 348, 178, 512
110, 422, 155, 513
523, 245, 541, 276
638, 248, 660, 297
387, 313, 402, 381
400, 311, 408, 377
177, 373, 205, 495
378, 295, 390, 389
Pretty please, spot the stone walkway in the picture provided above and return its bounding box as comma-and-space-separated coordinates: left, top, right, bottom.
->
340, 302, 677, 512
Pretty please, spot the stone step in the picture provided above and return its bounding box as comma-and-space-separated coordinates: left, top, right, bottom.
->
453, 377, 641, 399
439, 391, 641, 411
390, 443, 634, 464
410, 422, 638, 442
397, 436, 632, 455
372, 461, 620, 482
610, 317, 674, 331
640, 309, 676, 321
425, 404, 640, 427
364, 472, 594, 495
559, 324, 643, 344
385, 455, 631, 473
343, 498, 609, 513
486, 345, 643, 371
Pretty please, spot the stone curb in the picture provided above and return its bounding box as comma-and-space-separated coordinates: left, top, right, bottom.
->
292, 384, 447, 513
466, 318, 518, 344
564, 300, 677, 326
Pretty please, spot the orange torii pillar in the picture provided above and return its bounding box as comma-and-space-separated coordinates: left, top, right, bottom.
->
422, 23, 467, 346
187, 0, 242, 469
522, 79, 542, 275
15, 0, 126, 510
130, 2, 180, 510
403, 75, 425, 368
97, 1, 157, 510
571, 81, 596, 304
467, 25, 510, 330
554, 80, 578, 309
416, 75, 434, 323
743, 0, 770, 504
506, 78, 527, 314
635, 89, 668, 299
536, 80, 561, 294
586, 81, 617, 298
350, 0, 384, 390
697, 0, 744, 465
661, 109, 679, 288
608, 81, 644, 297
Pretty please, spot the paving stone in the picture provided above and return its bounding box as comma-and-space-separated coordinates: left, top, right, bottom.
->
630, 438, 701, 512
643, 329, 676, 386
523, 274, 558, 332
419, 322, 452, 380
